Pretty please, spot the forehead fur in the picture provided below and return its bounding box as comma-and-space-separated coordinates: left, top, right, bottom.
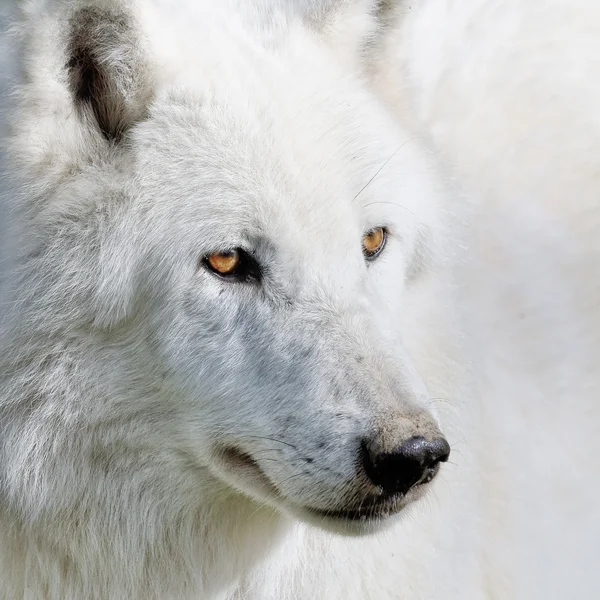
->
5, 0, 443, 295
131, 67, 403, 234
10, 0, 404, 215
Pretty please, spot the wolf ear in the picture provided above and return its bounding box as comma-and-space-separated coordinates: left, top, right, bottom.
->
296, 0, 406, 69
296, 0, 378, 62
66, 4, 152, 142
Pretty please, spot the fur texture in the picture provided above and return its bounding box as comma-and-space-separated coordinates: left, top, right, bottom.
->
0, 1, 597, 598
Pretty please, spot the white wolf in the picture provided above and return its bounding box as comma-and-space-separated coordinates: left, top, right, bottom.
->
0, 0, 598, 598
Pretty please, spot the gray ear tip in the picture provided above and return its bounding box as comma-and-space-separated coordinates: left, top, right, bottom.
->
66, 4, 150, 142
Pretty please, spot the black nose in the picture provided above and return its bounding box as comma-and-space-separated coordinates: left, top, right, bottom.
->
361, 436, 450, 495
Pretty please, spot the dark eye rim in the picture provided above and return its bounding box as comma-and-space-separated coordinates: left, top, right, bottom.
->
202, 248, 262, 283
362, 226, 388, 261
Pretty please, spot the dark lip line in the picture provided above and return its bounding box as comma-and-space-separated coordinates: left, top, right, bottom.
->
306, 495, 406, 521
303, 475, 437, 522
307, 508, 384, 521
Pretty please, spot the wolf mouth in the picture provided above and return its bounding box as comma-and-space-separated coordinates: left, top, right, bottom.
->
214, 445, 282, 497
305, 459, 441, 522
214, 444, 438, 526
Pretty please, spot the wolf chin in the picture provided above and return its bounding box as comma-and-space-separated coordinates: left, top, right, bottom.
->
0, 1, 598, 599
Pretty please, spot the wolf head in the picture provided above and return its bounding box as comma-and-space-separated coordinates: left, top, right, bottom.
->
1, 0, 458, 547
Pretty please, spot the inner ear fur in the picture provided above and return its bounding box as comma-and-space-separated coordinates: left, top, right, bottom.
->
66, 3, 152, 142
296, 0, 407, 68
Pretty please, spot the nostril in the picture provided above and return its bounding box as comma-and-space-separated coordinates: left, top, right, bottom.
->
361, 436, 450, 495
426, 437, 451, 466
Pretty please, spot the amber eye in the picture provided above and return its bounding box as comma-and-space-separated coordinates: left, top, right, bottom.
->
362, 227, 387, 260
206, 250, 241, 275
203, 248, 261, 282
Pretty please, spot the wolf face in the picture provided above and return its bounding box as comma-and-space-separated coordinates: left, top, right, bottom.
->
1, 0, 450, 539
134, 79, 450, 529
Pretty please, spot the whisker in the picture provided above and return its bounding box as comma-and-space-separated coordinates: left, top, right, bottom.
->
352, 136, 418, 204
250, 449, 284, 456
449, 447, 465, 461
238, 435, 299, 450
362, 200, 416, 217
449, 435, 468, 447
246, 470, 308, 520
275, 471, 310, 488
429, 397, 461, 409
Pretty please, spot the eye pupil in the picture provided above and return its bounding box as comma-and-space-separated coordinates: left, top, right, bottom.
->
362, 227, 387, 260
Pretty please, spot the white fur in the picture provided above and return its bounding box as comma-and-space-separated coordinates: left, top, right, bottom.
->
0, 1, 598, 598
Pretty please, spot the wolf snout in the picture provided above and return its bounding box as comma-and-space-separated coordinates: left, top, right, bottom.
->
361, 436, 450, 496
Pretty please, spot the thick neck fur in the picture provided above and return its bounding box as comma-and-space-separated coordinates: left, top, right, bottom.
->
0, 314, 293, 599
